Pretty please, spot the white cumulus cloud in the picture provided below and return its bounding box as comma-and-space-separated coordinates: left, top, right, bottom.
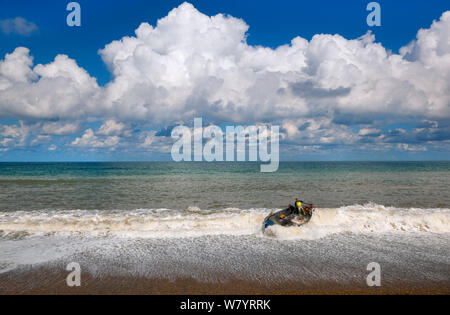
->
71, 129, 120, 149
41, 121, 80, 136
0, 121, 30, 148
96, 3, 450, 124
0, 2, 449, 154
97, 120, 126, 136
0, 48, 101, 120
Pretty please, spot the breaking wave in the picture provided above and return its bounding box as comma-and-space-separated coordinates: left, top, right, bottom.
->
0, 203, 449, 240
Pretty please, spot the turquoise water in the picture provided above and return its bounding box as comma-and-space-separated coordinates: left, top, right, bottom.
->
0, 161, 449, 211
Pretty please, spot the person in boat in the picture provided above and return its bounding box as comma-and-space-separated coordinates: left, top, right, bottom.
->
282, 200, 309, 226
295, 198, 304, 215
286, 204, 297, 215
305, 206, 312, 216
279, 204, 297, 222
295, 198, 314, 216
278, 206, 294, 226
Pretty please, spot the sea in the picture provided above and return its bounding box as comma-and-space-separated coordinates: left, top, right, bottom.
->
0, 162, 449, 289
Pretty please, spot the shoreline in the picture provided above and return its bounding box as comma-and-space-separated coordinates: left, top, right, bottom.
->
1, 267, 448, 295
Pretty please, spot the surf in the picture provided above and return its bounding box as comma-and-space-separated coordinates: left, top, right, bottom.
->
0, 203, 449, 239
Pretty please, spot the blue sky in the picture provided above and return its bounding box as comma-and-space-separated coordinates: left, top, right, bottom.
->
0, 0, 449, 161
1, 0, 449, 85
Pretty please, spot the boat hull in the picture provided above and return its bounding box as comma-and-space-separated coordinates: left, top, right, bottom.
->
262, 209, 312, 232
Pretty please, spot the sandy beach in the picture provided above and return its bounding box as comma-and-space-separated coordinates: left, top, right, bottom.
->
1, 264, 448, 295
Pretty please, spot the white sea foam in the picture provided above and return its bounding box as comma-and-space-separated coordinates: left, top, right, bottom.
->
0, 204, 449, 281
0, 203, 448, 239
266, 203, 450, 240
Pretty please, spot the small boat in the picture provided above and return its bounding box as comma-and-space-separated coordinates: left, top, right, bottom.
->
262, 203, 315, 233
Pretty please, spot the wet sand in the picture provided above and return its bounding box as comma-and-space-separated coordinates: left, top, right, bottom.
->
0, 267, 448, 295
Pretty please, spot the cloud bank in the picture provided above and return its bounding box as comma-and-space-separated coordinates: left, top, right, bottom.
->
0, 3, 449, 157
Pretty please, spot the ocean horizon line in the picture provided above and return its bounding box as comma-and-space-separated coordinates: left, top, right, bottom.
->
0, 160, 450, 163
